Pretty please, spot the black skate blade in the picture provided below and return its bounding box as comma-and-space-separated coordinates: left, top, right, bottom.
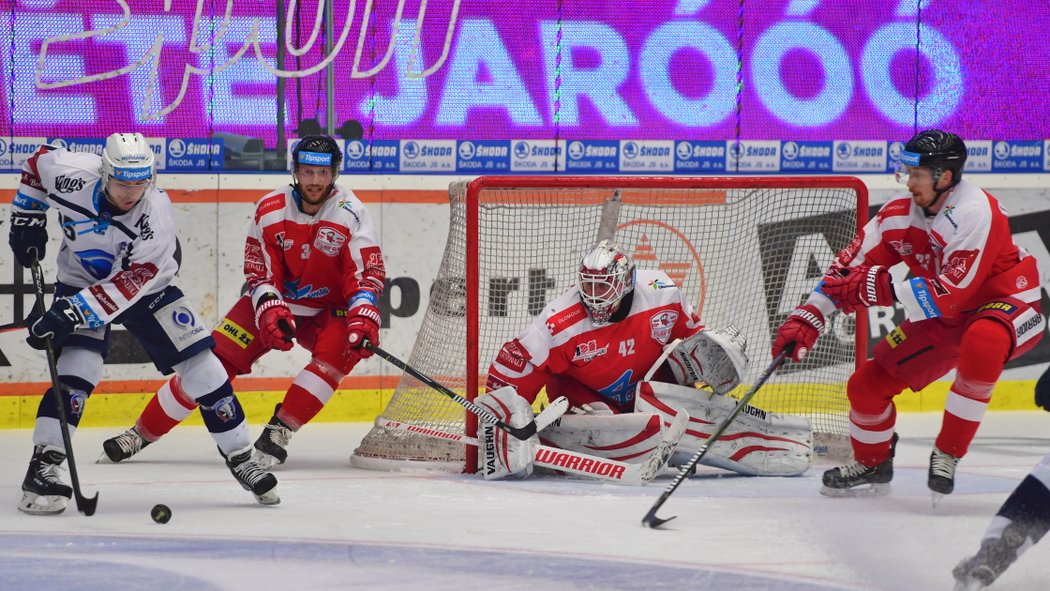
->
819, 483, 891, 498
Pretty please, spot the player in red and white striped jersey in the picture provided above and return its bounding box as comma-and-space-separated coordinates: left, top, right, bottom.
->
773, 129, 1044, 498
102, 135, 385, 470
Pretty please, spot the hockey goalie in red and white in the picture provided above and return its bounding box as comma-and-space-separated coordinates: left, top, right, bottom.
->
482, 240, 812, 481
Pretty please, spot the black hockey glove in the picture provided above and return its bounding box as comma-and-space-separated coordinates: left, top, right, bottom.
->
9, 210, 48, 268
1036, 367, 1050, 412
27, 298, 84, 350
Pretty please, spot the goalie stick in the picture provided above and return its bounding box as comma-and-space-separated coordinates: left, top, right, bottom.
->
376, 409, 688, 485
364, 340, 561, 441
641, 347, 791, 528
29, 256, 98, 516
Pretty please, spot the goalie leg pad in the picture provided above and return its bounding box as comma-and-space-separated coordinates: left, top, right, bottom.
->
476, 387, 537, 480
539, 413, 666, 463
636, 381, 812, 476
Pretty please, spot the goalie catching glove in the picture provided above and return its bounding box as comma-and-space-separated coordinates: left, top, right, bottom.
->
666, 325, 750, 395
476, 386, 538, 480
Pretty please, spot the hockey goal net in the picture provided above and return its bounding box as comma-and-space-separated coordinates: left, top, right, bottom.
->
352, 176, 869, 472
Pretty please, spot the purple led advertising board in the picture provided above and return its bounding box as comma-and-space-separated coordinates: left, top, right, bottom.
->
2, 1, 1049, 146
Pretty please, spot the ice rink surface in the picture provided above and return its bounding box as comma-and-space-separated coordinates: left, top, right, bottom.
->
1, 411, 1047, 591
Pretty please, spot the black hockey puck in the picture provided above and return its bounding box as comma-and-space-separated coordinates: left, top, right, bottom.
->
151, 504, 171, 524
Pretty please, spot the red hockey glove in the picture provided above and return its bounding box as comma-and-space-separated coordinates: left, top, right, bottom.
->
254, 296, 296, 351
346, 302, 381, 357
822, 265, 895, 313
772, 304, 825, 363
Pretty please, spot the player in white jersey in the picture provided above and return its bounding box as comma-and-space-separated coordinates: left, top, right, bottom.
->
8, 133, 278, 513
953, 367, 1050, 590
483, 241, 812, 480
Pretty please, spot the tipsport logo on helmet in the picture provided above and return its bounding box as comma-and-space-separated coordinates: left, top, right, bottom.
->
298, 151, 334, 166
113, 166, 153, 181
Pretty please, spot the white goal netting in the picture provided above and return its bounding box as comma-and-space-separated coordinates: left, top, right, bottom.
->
352, 176, 868, 471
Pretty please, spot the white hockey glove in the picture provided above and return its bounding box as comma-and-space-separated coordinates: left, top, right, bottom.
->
475, 386, 538, 480
666, 325, 750, 395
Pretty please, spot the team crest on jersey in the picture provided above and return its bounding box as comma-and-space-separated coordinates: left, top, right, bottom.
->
76, 249, 116, 280
649, 311, 678, 344
314, 227, 347, 256
889, 240, 913, 256
944, 249, 978, 284
572, 339, 608, 362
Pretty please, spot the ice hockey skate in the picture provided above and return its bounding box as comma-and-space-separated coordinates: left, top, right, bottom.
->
952, 521, 1028, 590
18, 446, 73, 515
224, 447, 280, 505
820, 434, 897, 497
253, 404, 294, 469
929, 446, 960, 503
99, 426, 151, 463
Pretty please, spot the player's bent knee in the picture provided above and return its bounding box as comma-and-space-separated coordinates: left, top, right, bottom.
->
308, 357, 348, 384
173, 351, 231, 399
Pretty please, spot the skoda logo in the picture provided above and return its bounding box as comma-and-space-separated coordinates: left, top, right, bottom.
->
458, 141, 475, 160
403, 141, 419, 159
622, 142, 638, 159
836, 142, 852, 159
346, 141, 365, 159
675, 141, 692, 160
994, 141, 1010, 160
782, 141, 799, 161
168, 139, 186, 158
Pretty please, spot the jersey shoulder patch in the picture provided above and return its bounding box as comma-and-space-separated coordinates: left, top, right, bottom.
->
256, 192, 287, 219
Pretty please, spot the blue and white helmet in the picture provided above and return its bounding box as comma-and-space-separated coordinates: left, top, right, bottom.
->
102, 132, 155, 185
578, 240, 635, 325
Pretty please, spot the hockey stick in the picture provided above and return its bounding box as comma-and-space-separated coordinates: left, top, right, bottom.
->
28, 256, 99, 516
377, 410, 687, 485
364, 339, 559, 441
641, 348, 791, 529
0, 319, 29, 333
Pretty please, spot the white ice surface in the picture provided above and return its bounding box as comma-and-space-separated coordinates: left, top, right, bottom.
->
1, 412, 1048, 590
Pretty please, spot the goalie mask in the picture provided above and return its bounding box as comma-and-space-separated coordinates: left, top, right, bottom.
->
578, 240, 635, 325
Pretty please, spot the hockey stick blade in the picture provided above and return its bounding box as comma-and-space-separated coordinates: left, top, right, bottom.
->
0, 320, 29, 333
29, 257, 98, 516
535, 396, 570, 432
364, 340, 539, 441
642, 350, 790, 529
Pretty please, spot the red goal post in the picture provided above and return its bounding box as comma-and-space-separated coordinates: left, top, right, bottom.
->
352, 176, 869, 472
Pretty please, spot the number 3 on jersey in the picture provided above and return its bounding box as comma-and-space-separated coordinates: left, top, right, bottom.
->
618, 338, 635, 357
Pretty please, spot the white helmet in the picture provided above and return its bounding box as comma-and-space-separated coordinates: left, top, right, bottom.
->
578, 240, 635, 325
102, 132, 155, 185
